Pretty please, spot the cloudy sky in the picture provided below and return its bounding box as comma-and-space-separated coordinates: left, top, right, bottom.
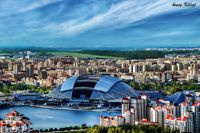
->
0, 0, 199, 48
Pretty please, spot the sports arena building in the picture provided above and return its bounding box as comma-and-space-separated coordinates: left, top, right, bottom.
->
49, 75, 140, 101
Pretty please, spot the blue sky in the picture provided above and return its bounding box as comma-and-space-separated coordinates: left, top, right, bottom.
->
0, 0, 199, 48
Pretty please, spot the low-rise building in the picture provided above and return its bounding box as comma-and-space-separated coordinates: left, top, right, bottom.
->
0, 110, 31, 133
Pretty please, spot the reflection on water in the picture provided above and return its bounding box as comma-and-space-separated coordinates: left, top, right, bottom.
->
0, 106, 120, 129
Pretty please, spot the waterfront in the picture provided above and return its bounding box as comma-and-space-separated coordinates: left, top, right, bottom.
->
0, 106, 120, 129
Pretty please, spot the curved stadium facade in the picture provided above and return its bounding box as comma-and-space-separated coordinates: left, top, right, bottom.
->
49, 75, 140, 100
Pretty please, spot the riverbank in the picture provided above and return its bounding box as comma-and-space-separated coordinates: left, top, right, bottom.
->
12, 102, 121, 112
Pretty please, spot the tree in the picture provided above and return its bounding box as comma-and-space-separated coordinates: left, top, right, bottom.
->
48, 128, 53, 132
81, 123, 87, 129
53, 128, 58, 131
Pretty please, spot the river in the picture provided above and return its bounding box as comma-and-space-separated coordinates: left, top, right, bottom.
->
0, 106, 120, 129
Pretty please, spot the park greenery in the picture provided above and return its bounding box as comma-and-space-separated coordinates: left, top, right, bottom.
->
49, 50, 200, 59
33, 125, 179, 133
76, 50, 199, 59
35, 51, 53, 57
125, 79, 200, 94
50, 51, 123, 59
0, 83, 50, 95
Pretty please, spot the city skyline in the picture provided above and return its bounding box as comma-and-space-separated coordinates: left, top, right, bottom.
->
0, 0, 199, 48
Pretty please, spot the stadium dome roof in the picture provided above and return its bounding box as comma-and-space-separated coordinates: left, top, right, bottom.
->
164, 92, 185, 105
49, 75, 140, 100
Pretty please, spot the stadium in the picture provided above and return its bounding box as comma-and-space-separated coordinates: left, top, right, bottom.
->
49, 75, 140, 101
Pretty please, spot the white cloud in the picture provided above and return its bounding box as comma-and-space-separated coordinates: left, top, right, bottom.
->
43, 0, 199, 36
42, 0, 180, 35
20, 0, 61, 12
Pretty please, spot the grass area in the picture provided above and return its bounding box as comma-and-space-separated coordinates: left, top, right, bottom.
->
0, 52, 11, 55
51, 52, 124, 59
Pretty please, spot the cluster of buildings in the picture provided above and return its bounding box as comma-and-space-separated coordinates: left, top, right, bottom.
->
124, 55, 200, 83
0, 110, 31, 133
1, 51, 200, 91
100, 92, 200, 133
